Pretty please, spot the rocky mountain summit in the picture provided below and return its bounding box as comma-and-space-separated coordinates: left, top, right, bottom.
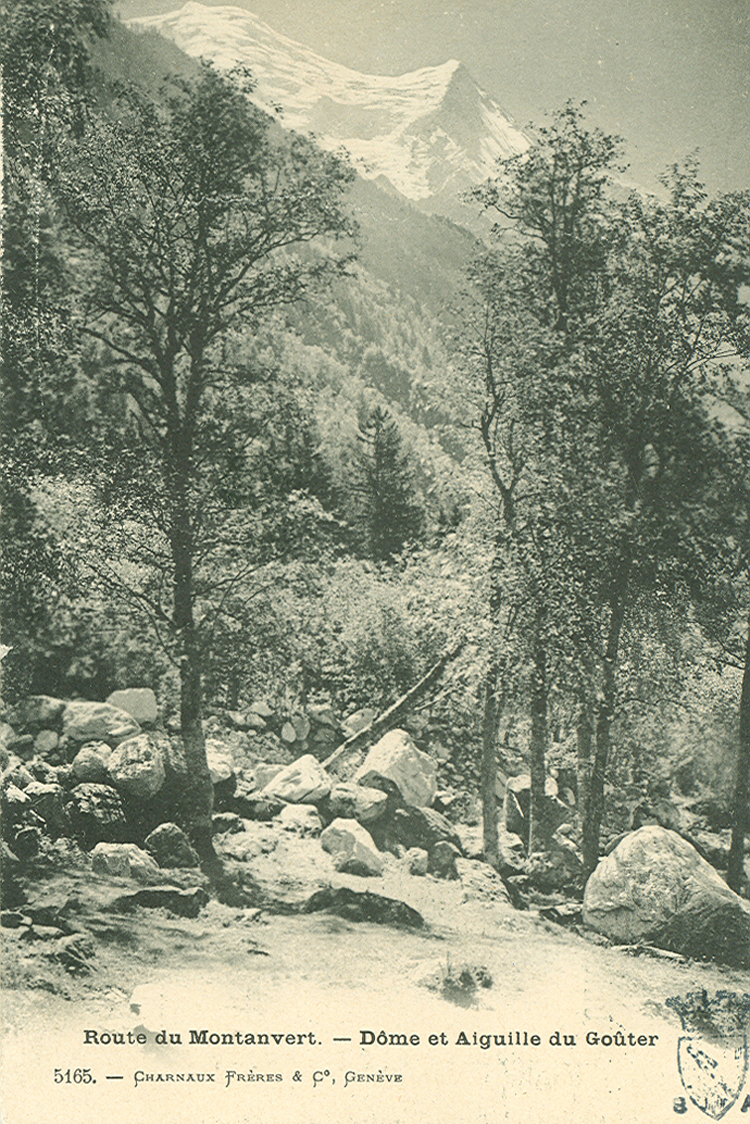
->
128, 2, 528, 212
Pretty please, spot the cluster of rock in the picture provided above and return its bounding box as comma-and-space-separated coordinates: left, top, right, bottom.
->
230, 728, 468, 882
4, 691, 749, 973
0, 691, 479, 890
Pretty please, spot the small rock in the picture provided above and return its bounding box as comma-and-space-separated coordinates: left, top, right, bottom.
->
404, 847, 429, 876
23, 781, 70, 838
0, 722, 17, 749
231, 787, 284, 821
321, 818, 384, 876
109, 886, 209, 918
91, 842, 161, 881
428, 840, 460, 879
64, 783, 128, 849
226, 711, 249, 730
106, 688, 158, 727
206, 740, 235, 786
391, 805, 463, 853
71, 742, 112, 784
33, 730, 60, 756
303, 886, 423, 928
8, 734, 35, 759
13, 696, 66, 732
53, 932, 96, 972
108, 733, 167, 799
326, 782, 388, 825
307, 705, 338, 729
144, 823, 200, 868
244, 713, 268, 732
212, 812, 244, 835
341, 708, 376, 738
276, 804, 322, 837
249, 701, 275, 719
260, 754, 331, 804
456, 857, 511, 903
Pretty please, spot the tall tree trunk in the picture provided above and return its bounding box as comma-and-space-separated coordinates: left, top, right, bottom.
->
728, 610, 750, 892
481, 662, 501, 869
171, 458, 216, 869
528, 636, 548, 853
583, 593, 626, 880
576, 698, 593, 843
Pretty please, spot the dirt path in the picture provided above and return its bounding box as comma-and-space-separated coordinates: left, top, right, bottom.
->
3, 847, 750, 1124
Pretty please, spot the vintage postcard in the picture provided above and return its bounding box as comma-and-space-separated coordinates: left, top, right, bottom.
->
2, 1, 749, 1123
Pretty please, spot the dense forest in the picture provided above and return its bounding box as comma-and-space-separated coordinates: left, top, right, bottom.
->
2, 0, 750, 908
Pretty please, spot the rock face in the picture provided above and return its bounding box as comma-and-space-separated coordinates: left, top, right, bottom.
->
91, 842, 160, 881
320, 818, 384, 876
353, 730, 437, 808
108, 733, 166, 799
260, 754, 331, 804
583, 826, 750, 969
62, 701, 141, 748
144, 823, 200, 868
106, 688, 158, 727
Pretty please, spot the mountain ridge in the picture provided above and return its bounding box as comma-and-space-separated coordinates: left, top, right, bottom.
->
127, 1, 528, 208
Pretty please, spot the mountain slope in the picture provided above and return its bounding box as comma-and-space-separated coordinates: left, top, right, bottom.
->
127, 1, 528, 210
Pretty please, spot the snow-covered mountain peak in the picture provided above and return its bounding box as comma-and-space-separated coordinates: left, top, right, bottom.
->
128, 2, 528, 205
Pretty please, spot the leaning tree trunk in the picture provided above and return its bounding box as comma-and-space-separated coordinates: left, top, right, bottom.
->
481, 663, 501, 870
528, 637, 548, 853
728, 609, 750, 892
583, 593, 626, 880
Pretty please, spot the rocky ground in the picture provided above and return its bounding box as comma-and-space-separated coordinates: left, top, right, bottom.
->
3, 818, 750, 1124
3, 692, 750, 1123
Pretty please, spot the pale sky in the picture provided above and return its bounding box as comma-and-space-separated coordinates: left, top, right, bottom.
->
116, 0, 750, 194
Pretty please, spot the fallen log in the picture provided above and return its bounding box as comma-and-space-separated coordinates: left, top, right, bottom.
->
322, 636, 466, 777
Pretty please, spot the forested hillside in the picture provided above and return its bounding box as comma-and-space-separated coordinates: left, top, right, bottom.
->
3, 0, 750, 926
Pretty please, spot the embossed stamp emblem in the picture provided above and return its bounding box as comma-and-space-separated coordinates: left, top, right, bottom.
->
667, 991, 750, 1119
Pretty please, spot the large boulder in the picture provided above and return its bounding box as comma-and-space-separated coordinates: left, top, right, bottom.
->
353, 729, 437, 808
64, 783, 128, 849
321, 818, 385, 877
144, 823, 199, 868
260, 754, 331, 804
326, 782, 388, 825
91, 842, 160, 881
107, 733, 167, 800
205, 740, 235, 785
583, 825, 750, 969
62, 701, 141, 748
106, 688, 158, 727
